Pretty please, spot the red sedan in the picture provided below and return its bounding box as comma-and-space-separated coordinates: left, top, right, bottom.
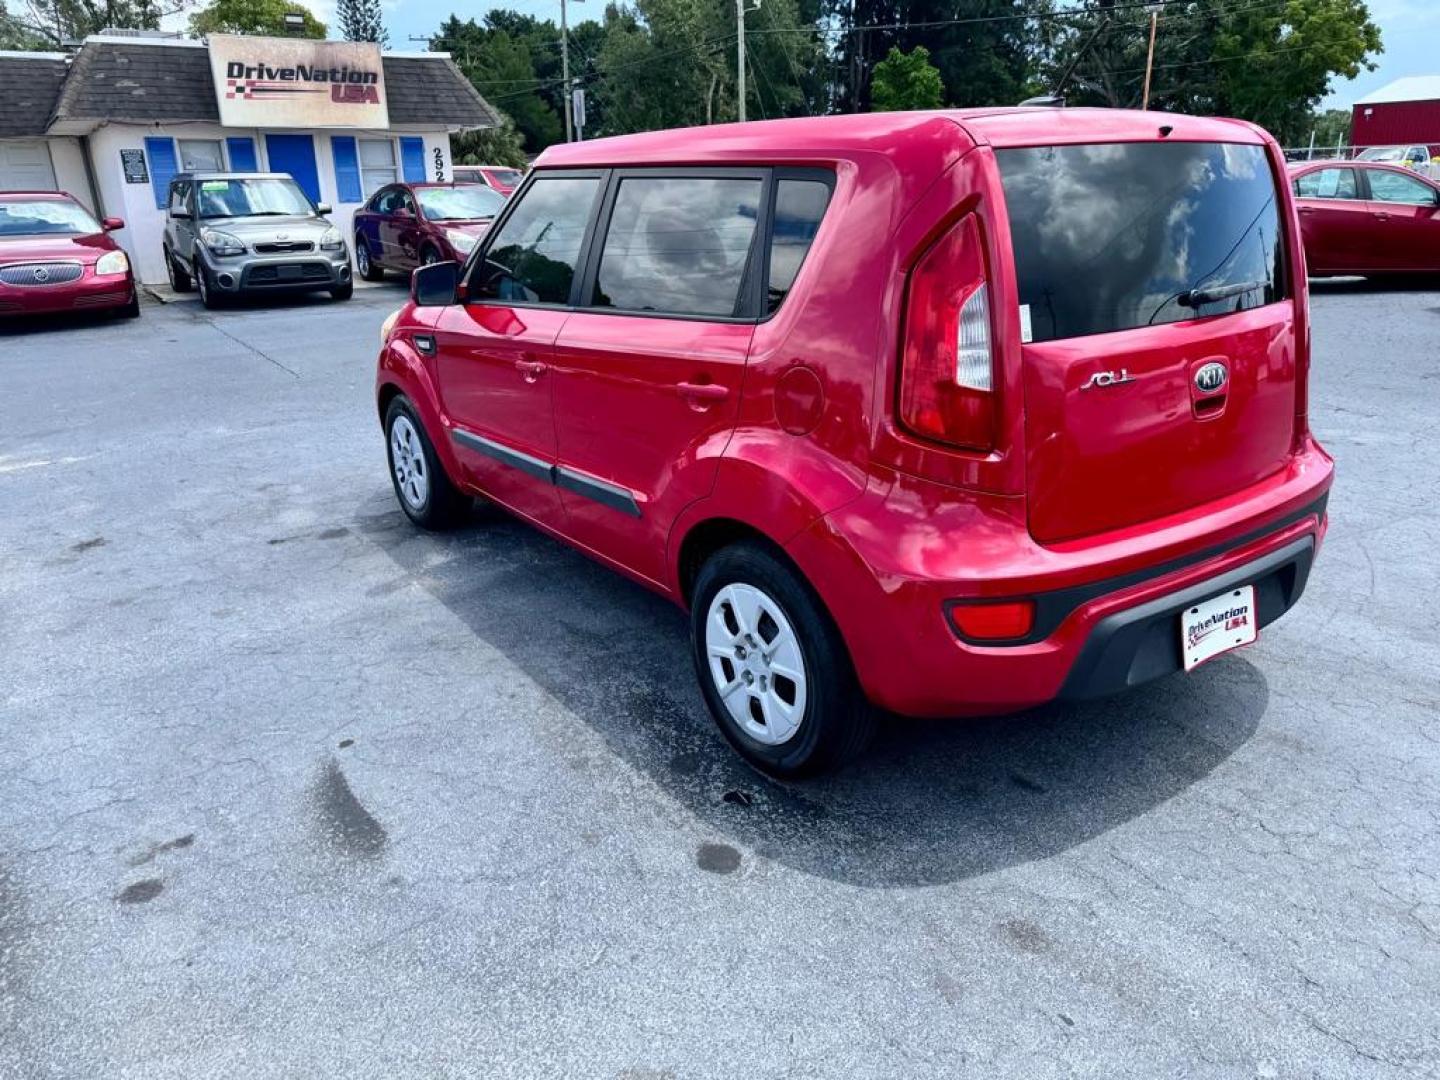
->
1288, 160, 1440, 276
352, 182, 506, 281
0, 192, 139, 318
452, 165, 523, 197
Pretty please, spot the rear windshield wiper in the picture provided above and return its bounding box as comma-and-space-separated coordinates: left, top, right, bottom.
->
1179, 280, 1268, 308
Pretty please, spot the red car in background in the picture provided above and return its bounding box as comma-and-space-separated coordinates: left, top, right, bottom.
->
1288, 160, 1440, 276
0, 192, 138, 318
452, 165, 524, 197
352, 182, 506, 281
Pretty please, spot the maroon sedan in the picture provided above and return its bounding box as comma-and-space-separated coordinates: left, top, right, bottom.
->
0, 192, 139, 318
1288, 160, 1440, 276
352, 183, 506, 281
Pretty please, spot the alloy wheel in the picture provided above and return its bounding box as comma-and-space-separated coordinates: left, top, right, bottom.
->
705, 583, 808, 745
389, 415, 429, 511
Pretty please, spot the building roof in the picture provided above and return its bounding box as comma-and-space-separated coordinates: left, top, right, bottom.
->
35, 36, 496, 133
0, 52, 70, 137
1354, 75, 1440, 107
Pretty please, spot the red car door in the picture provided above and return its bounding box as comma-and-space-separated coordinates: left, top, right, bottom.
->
430, 172, 604, 527
549, 171, 764, 587
1362, 165, 1440, 272
1292, 165, 1374, 273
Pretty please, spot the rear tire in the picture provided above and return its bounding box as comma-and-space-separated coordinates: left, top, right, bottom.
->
384, 396, 469, 530
691, 541, 874, 777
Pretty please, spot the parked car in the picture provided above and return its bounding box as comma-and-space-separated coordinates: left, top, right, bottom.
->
0, 191, 138, 318
375, 109, 1333, 776
1289, 160, 1440, 275
452, 165, 524, 197
161, 172, 352, 309
1355, 144, 1432, 169
352, 182, 506, 281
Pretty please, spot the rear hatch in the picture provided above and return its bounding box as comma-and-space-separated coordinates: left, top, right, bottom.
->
995, 140, 1298, 543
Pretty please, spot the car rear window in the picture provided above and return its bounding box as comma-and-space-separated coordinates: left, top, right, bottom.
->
996, 142, 1287, 343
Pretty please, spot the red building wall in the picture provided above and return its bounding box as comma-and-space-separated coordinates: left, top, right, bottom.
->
1351, 99, 1440, 156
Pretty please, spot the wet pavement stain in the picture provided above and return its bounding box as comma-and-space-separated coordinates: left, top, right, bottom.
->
721, 790, 754, 808
1009, 773, 1048, 794
310, 759, 387, 859
338, 738, 354, 749
316, 527, 349, 540
998, 917, 1052, 954
70, 537, 106, 553
116, 879, 164, 904
126, 833, 196, 868
695, 843, 741, 874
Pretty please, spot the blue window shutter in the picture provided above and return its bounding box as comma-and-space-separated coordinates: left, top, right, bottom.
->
400, 137, 426, 183
331, 136, 362, 204
145, 137, 177, 210
226, 137, 258, 172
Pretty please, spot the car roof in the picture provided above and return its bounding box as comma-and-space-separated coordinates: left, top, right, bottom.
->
173, 172, 295, 181
0, 190, 77, 199
536, 108, 1268, 169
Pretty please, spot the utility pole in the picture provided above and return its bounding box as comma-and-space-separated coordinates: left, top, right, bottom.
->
561, 0, 573, 142
736, 0, 760, 122
1141, 2, 1164, 110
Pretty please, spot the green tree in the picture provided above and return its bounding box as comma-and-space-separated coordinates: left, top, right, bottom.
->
451, 118, 528, 169
13, 0, 165, 47
1045, 0, 1381, 145
870, 44, 944, 110
436, 18, 563, 154
189, 0, 325, 38
336, 0, 386, 46
1306, 106, 1353, 153
1, 1, 47, 47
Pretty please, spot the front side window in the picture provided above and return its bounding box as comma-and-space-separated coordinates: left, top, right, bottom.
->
1294, 168, 1358, 200
178, 139, 224, 173
591, 176, 762, 317
1366, 169, 1437, 205
358, 139, 397, 197
473, 175, 601, 305
0, 198, 101, 238
997, 142, 1287, 342
767, 178, 831, 313
197, 178, 313, 219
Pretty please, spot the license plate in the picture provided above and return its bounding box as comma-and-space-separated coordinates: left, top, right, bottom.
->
1181, 584, 1257, 672
278, 265, 303, 280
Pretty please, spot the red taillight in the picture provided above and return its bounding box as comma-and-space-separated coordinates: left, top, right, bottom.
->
946, 600, 1035, 642
899, 213, 995, 451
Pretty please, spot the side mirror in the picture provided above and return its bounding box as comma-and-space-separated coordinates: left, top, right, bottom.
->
411, 260, 460, 307
315, 202, 332, 215
101, 217, 125, 232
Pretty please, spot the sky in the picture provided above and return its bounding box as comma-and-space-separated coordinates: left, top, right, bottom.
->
221, 0, 1436, 110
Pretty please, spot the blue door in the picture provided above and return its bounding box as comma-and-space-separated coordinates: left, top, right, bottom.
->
264, 134, 321, 204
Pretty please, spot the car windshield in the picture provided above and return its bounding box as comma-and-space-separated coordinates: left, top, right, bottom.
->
198, 178, 313, 219
487, 168, 524, 187
996, 141, 1286, 342
0, 199, 102, 238
417, 186, 505, 221
1356, 147, 1405, 162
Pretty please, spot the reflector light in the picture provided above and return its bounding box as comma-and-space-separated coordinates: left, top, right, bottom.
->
947, 600, 1035, 641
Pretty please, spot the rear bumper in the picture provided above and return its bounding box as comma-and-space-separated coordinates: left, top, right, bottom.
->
786, 437, 1333, 717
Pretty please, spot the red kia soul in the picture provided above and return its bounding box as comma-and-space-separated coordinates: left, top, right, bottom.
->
375, 108, 1333, 776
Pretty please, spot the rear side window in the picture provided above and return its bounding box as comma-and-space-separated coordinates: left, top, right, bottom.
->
591, 176, 762, 317
767, 179, 831, 314
1294, 168, 1358, 200
1366, 169, 1436, 205
473, 175, 601, 305
997, 142, 1287, 343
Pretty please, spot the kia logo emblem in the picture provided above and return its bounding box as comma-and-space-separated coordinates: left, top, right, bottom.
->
33, 267, 49, 282
1195, 361, 1228, 394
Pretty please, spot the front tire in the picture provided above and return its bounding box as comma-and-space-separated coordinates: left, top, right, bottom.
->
196, 260, 224, 310
117, 292, 141, 319
330, 280, 354, 301
356, 239, 385, 282
384, 396, 469, 530
165, 246, 192, 292
691, 541, 874, 777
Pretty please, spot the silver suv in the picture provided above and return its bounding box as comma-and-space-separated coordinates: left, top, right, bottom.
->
161, 172, 352, 308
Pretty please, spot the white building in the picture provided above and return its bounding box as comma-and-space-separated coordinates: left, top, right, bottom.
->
0, 33, 498, 285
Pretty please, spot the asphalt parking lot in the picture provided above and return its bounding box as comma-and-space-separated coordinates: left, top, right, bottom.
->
2, 278, 1438, 1078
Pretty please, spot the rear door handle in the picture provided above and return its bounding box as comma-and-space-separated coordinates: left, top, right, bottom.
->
676, 381, 728, 402
1297, 206, 1316, 214
1373, 212, 1391, 221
